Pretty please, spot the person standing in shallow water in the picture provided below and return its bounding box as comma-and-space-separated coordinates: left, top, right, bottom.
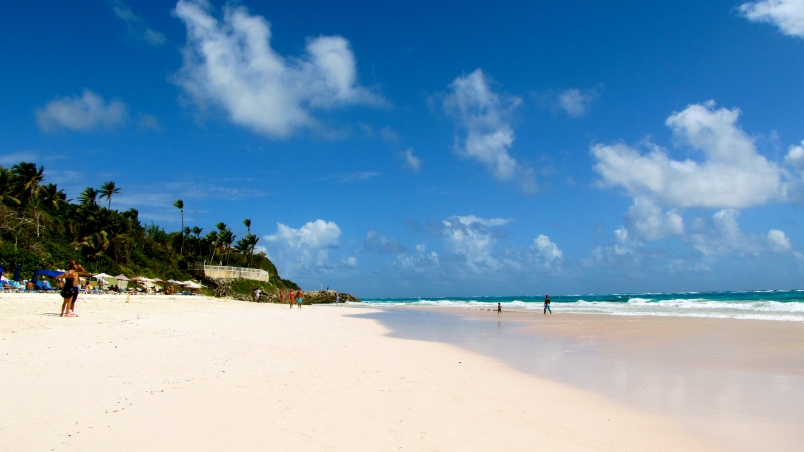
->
497, 302, 502, 314
544, 295, 552, 314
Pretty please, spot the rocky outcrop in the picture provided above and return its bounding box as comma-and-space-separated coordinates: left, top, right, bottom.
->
258, 290, 360, 304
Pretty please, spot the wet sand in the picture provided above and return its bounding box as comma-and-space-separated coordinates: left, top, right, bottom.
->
354, 307, 804, 451
0, 293, 722, 451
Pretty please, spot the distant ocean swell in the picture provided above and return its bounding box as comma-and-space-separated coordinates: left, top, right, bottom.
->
359, 291, 804, 322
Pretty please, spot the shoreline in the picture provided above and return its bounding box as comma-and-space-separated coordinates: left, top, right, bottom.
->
2, 294, 794, 450
351, 305, 804, 451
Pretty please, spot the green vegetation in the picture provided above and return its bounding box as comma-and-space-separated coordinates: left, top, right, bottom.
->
228, 278, 298, 298
0, 161, 297, 293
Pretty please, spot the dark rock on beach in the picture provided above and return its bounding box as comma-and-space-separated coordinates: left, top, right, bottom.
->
258, 290, 360, 304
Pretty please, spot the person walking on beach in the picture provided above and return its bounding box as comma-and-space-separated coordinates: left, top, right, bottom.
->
254, 288, 261, 302
54, 260, 84, 317
544, 295, 552, 314
497, 302, 502, 314
296, 289, 303, 309
335, 293, 340, 305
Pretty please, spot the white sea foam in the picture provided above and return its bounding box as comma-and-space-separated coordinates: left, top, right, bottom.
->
361, 294, 804, 322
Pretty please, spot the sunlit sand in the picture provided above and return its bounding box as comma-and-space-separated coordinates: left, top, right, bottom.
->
0, 293, 756, 451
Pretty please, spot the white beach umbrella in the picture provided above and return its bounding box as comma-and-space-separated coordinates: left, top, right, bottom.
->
114, 274, 130, 281
93, 273, 113, 279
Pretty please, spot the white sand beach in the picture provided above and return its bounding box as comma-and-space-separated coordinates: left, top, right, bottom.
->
1, 293, 730, 451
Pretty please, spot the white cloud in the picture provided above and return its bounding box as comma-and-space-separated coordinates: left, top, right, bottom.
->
531, 235, 563, 267
768, 229, 792, 252
395, 244, 439, 273
443, 69, 536, 192
441, 215, 509, 273
784, 141, 804, 202
784, 141, 804, 172
323, 172, 381, 183
585, 227, 645, 267
36, 90, 128, 132
739, 0, 804, 38
107, 0, 166, 45
0, 151, 40, 166
557, 88, 596, 117
364, 230, 406, 254
624, 198, 684, 241
173, 0, 385, 138
592, 101, 782, 209
687, 209, 793, 256
380, 127, 399, 142
264, 219, 342, 277
402, 148, 422, 171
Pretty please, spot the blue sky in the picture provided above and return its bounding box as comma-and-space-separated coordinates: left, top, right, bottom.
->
2, 0, 804, 297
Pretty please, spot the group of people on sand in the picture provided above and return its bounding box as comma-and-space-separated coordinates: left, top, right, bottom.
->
54, 260, 85, 317
278, 289, 305, 309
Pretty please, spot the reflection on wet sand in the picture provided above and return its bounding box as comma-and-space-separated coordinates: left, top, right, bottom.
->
352, 308, 804, 452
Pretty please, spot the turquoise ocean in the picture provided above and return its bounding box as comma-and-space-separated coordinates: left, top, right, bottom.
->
360, 290, 804, 322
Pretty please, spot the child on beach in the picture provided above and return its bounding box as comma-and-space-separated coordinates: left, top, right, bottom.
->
544, 295, 551, 314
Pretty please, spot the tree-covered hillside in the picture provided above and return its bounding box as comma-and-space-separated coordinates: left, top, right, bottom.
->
0, 161, 298, 290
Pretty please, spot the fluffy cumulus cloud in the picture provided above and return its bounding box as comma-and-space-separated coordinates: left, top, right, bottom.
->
557, 88, 597, 117
588, 101, 799, 264
36, 90, 128, 132
585, 227, 645, 267
739, 0, 804, 38
530, 235, 564, 268
783, 141, 804, 202
624, 198, 684, 241
363, 230, 406, 254
785, 140, 804, 172
395, 244, 440, 273
688, 210, 792, 256
592, 101, 782, 209
173, 0, 384, 138
443, 69, 536, 192
441, 215, 510, 273
107, 0, 166, 45
263, 219, 343, 277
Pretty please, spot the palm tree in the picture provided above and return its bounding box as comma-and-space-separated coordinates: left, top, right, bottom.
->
243, 218, 251, 234
10, 162, 46, 235
79, 187, 99, 207
99, 181, 121, 209
173, 199, 184, 255
205, 230, 219, 262
191, 226, 202, 256
40, 184, 67, 211
216, 222, 235, 265
10, 162, 44, 203
0, 167, 20, 206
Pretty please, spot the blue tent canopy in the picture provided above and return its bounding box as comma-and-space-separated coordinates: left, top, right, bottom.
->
32, 269, 65, 284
